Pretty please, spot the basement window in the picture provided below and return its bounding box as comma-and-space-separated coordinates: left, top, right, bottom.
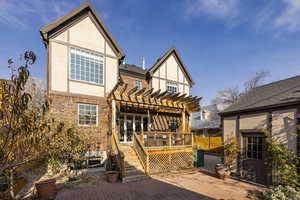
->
78, 103, 98, 126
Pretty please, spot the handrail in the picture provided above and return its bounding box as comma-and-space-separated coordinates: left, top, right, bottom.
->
133, 132, 149, 173
112, 131, 125, 178
141, 131, 192, 135
134, 133, 149, 156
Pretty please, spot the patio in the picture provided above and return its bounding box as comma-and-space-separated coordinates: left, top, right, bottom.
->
56, 170, 262, 200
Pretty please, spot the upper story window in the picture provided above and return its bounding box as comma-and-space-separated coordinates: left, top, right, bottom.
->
78, 103, 98, 126
167, 82, 177, 93
135, 80, 142, 89
70, 47, 104, 85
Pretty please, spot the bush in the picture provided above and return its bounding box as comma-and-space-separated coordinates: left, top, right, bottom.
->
252, 185, 300, 200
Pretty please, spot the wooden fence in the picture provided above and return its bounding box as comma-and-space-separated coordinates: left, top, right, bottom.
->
193, 136, 222, 150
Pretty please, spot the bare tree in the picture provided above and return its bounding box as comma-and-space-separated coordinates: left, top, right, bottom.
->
211, 70, 270, 110
211, 86, 241, 110
25, 77, 46, 109
244, 70, 269, 93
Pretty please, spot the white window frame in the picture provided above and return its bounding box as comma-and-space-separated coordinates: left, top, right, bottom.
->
135, 80, 142, 89
77, 103, 98, 126
167, 82, 178, 93
69, 47, 105, 85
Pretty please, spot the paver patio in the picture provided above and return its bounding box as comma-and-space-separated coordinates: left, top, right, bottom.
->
56, 170, 262, 200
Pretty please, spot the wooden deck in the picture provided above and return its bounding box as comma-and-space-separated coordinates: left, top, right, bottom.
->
133, 132, 194, 174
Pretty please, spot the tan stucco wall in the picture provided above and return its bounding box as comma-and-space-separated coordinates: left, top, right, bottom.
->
50, 42, 68, 92
223, 116, 237, 144
54, 30, 68, 42
106, 57, 118, 92
49, 15, 119, 97
151, 77, 159, 91
272, 109, 297, 152
69, 16, 105, 53
240, 113, 267, 130
150, 53, 191, 95
166, 55, 178, 81
69, 81, 104, 97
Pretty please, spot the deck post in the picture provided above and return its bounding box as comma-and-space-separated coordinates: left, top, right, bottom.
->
169, 133, 172, 148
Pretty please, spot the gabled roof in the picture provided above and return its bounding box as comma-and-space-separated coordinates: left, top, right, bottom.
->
40, 2, 125, 59
220, 75, 300, 115
119, 64, 147, 75
148, 47, 195, 86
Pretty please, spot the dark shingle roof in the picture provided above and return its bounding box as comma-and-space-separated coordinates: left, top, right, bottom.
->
220, 75, 300, 115
119, 64, 147, 75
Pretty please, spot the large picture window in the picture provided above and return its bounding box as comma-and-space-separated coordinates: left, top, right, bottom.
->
70, 47, 104, 85
167, 82, 178, 93
78, 103, 98, 125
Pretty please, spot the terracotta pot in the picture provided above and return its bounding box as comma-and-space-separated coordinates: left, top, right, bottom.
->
215, 164, 230, 180
35, 178, 56, 200
106, 171, 119, 183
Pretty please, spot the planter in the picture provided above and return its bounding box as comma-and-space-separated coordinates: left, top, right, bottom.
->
105, 171, 119, 183
35, 178, 56, 200
215, 164, 230, 180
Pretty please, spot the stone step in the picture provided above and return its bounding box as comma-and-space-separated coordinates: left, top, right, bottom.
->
124, 169, 145, 177
122, 174, 149, 183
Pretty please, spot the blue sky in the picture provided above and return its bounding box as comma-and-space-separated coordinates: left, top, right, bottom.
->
1, 0, 300, 105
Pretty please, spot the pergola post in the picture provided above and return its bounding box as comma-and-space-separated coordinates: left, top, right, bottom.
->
112, 99, 117, 138
182, 105, 186, 132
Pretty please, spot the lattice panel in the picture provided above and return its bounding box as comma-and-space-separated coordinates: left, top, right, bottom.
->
148, 151, 193, 174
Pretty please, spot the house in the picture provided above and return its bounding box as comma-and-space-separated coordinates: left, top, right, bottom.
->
219, 75, 300, 185
192, 105, 221, 137
40, 2, 200, 181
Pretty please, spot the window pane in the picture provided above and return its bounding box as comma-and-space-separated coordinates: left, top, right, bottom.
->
70, 47, 104, 84
78, 103, 98, 125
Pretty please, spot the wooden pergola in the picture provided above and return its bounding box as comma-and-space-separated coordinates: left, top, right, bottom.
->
109, 81, 201, 176
108, 81, 201, 134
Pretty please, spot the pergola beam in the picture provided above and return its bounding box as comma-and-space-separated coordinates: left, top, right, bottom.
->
127, 86, 138, 95
143, 88, 154, 97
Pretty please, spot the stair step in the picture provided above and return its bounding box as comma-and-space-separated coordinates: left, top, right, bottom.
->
124, 169, 145, 176
122, 174, 149, 183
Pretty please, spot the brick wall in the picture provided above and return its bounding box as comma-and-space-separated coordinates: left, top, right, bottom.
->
120, 73, 148, 90
48, 93, 110, 151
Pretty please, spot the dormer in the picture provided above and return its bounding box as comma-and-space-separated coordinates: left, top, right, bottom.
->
148, 47, 194, 95
40, 2, 124, 97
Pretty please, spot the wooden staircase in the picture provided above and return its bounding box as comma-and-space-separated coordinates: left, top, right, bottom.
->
120, 144, 149, 183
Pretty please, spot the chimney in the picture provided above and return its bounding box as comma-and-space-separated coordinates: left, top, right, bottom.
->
142, 57, 145, 70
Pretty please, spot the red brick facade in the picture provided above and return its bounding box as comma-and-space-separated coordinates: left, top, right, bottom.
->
120, 73, 148, 90
49, 93, 110, 151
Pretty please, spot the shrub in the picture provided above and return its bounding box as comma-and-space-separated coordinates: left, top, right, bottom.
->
252, 185, 300, 200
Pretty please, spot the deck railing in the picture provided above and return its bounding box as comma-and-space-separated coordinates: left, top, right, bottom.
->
133, 133, 149, 173
139, 131, 193, 149
133, 131, 193, 174
111, 131, 125, 178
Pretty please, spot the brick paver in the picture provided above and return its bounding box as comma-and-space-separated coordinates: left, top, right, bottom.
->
56, 171, 262, 200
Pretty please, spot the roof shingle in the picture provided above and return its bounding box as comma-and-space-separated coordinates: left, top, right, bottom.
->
220, 75, 300, 115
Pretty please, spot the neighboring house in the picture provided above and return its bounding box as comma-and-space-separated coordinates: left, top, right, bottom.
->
192, 105, 221, 137
40, 2, 200, 180
219, 75, 300, 185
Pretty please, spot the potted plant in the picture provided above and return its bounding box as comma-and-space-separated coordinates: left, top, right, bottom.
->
105, 150, 119, 183
216, 138, 240, 179
35, 178, 56, 200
